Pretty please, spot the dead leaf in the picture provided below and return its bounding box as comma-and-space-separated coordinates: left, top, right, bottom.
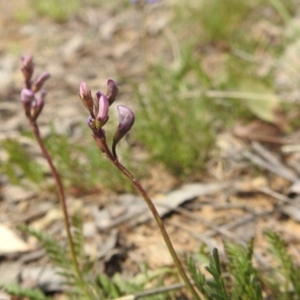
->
233, 120, 283, 144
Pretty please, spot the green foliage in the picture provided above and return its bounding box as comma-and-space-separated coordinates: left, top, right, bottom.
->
264, 230, 300, 299
45, 130, 141, 193
18, 224, 83, 290
84, 140, 138, 193
187, 235, 300, 300
28, 0, 81, 22
131, 0, 298, 179
135, 59, 216, 178
13, 216, 172, 300
0, 131, 137, 193
0, 138, 44, 185
199, 0, 261, 43
187, 248, 231, 300
26, 0, 108, 22
205, 248, 231, 300
0, 284, 49, 300
224, 240, 263, 300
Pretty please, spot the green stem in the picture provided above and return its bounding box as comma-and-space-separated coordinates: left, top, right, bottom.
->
30, 120, 91, 299
93, 135, 201, 300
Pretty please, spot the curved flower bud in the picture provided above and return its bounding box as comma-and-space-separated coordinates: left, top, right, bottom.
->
32, 72, 50, 93
20, 88, 34, 117
95, 92, 109, 129
31, 90, 46, 120
105, 79, 119, 106
79, 81, 94, 116
21, 55, 34, 85
113, 105, 135, 144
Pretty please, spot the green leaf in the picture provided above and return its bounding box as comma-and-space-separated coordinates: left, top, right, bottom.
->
237, 81, 280, 123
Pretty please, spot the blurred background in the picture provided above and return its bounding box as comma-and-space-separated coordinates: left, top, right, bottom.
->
2, 0, 300, 297
1, 0, 300, 193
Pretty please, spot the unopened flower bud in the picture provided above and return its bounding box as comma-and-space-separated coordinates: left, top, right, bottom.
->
31, 90, 46, 120
79, 81, 94, 116
20, 88, 34, 104
87, 115, 94, 127
105, 79, 119, 106
20, 88, 34, 117
21, 55, 34, 86
113, 105, 135, 145
95, 92, 109, 129
32, 72, 50, 93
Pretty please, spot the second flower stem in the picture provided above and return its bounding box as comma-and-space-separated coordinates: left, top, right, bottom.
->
93, 135, 201, 300
30, 120, 91, 299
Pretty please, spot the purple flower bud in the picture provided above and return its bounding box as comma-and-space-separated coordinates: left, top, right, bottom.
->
113, 105, 135, 144
20, 88, 34, 104
79, 81, 94, 115
21, 55, 34, 67
86, 115, 97, 132
105, 79, 119, 106
31, 90, 46, 120
20, 88, 35, 117
32, 72, 50, 93
87, 115, 94, 127
21, 55, 34, 86
95, 92, 109, 129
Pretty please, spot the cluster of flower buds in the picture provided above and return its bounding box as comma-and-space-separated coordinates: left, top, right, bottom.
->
20, 55, 50, 121
79, 80, 135, 154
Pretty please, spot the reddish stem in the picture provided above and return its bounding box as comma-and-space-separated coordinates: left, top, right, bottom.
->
29, 120, 88, 294
92, 134, 201, 300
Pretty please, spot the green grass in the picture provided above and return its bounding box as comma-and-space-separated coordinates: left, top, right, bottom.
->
0, 130, 138, 193
187, 232, 300, 300
5, 222, 300, 299
134, 57, 216, 178
26, 0, 108, 22
3, 0, 299, 188
127, 0, 299, 181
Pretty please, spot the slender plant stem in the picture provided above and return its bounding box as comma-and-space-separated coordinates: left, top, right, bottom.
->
93, 135, 201, 300
29, 120, 91, 298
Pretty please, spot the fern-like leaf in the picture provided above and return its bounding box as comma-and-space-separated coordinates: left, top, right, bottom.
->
205, 248, 230, 300
224, 239, 263, 300
265, 230, 300, 299
1, 283, 49, 300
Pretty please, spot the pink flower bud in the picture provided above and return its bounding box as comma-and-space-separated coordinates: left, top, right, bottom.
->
79, 81, 94, 115
31, 90, 46, 120
32, 72, 50, 93
21, 55, 34, 86
105, 79, 119, 106
95, 92, 109, 129
20, 88, 35, 117
113, 105, 135, 144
